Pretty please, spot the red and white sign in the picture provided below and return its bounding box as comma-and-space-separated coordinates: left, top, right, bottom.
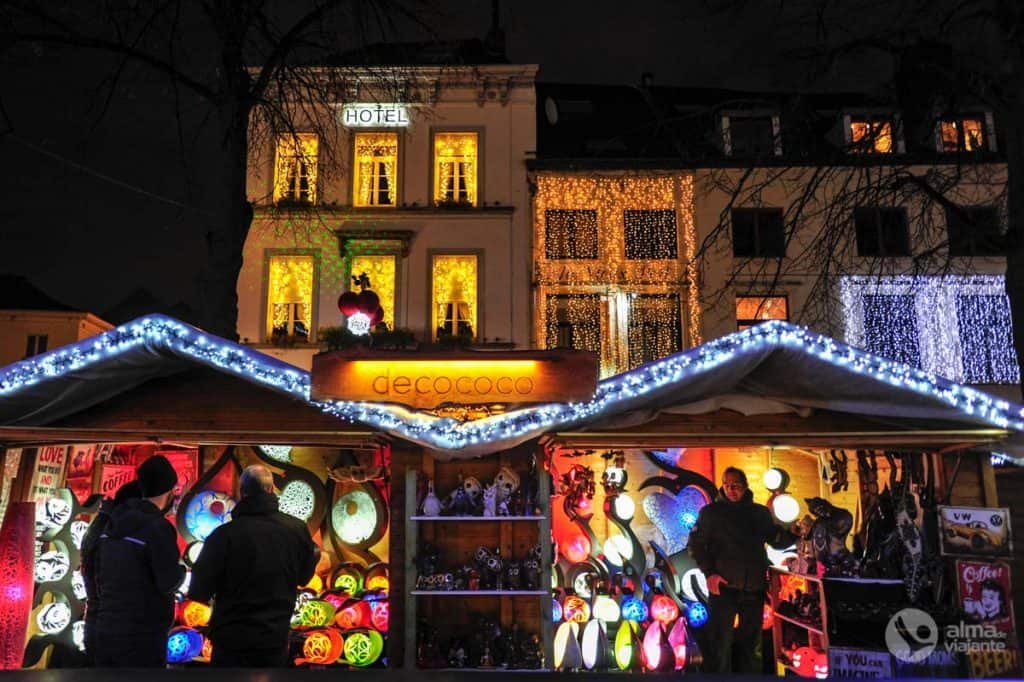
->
956, 560, 1016, 636
99, 464, 136, 497
29, 446, 69, 503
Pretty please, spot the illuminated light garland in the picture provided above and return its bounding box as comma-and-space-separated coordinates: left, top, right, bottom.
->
2, 315, 1023, 455
267, 255, 314, 340
353, 132, 398, 207
431, 255, 478, 340
433, 133, 478, 205
273, 133, 318, 204
841, 275, 1020, 385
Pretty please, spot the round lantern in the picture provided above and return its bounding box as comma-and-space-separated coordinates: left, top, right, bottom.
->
166, 627, 203, 663
621, 596, 649, 623
280, 480, 317, 523
35, 550, 70, 583
686, 601, 708, 627
337, 291, 360, 316
332, 564, 365, 595
297, 600, 336, 629
563, 595, 591, 623
370, 600, 389, 631
602, 533, 634, 566
301, 629, 344, 665
614, 620, 641, 671
612, 494, 636, 521
771, 493, 801, 523
763, 467, 789, 491
343, 630, 384, 667
182, 600, 212, 628
581, 619, 609, 670
552, 598, 563, 623
650, 595, 680, 624
36, 601, 71, 635
183, 490, 235, 541
336, 600, 372, 630
593, 594, 621, 623
331, 491, 380, 546
792, 646, 817, 678
347, 312, 372, 336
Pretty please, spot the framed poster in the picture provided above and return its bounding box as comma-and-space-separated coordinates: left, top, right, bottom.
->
29, 445, 69, 503
938, 506, 1012, 557
155, 449, 199, 497
99, 463, 137, 497
828, 648, 893, 678
956, 560, 1016, 637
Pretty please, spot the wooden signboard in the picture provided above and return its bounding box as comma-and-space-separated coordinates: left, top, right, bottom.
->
311, 348, 599, 409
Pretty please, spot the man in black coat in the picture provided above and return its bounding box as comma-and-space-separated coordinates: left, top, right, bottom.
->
80, 480, 141, 666
94, 455, 185, 667
688, 466, 797, 674
189, 465, 318, 667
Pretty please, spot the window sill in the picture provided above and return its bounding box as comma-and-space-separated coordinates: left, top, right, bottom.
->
255, 204, 515, 217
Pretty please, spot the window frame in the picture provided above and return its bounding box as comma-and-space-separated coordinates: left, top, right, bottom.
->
544, 209, 600, 260
721, 112, 782, 158
731, 207, 787, 258
427, 249, 484, 341
844, 113, 904, 154
351, 130, 401, 207
735, 295, 790, 330
937, 113, 995, 154
625, 292, 682, 369
623, 209, 679, 260
261, 248, 320, 344
854, 207, 911, 258
272, 132, 319, 204
545, 293, 603, 352
946, 205, 1005, 257
24, 334, 48, 358
430, 128, 484, 207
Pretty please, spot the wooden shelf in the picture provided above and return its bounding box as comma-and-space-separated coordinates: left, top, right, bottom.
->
774, 612, 824, 635
411, 515, 545, 521
412, 590, 549, 596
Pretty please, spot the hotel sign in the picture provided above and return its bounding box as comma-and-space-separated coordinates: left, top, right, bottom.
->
311, 349, 598, 409
341, 103, 411, 127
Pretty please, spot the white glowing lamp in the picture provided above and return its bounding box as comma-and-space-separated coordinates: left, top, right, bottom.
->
605, 533, 634, 561
613, 493, 635, 521
347, 311, 372, 335
581, 619, 609, 670
593, 594, 621, 622
554, 621, 582, 670
772, 493, 800, 523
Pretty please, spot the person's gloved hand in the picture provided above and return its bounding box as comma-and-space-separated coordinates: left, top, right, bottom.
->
707, 573, 729, 595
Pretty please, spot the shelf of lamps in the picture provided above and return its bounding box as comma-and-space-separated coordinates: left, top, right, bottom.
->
411, 590, 549, 596
410, 515, 545, 522
432, 668, 552, 673
773, 612, 824, 635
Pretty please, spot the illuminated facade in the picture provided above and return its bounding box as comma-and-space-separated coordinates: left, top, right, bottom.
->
237, 64, 538, 367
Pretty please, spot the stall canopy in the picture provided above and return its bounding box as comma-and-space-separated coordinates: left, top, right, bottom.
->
1, 314, 1023, 459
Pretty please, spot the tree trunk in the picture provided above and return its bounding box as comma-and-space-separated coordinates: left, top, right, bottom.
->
199, 98, 252, 340
1004, 93, 1024, 393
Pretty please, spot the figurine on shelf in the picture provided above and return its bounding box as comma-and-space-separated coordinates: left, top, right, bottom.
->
480, 644, 495, 668
520, 633, 543, 669
493, 466, 521, 506
488, 548, 505, 590
504, 557, 522, 590
444, 478, 470, 516
463, 476, 484, 515
475, 546, 496, 590
422, 479, 442, 516
482, 483, 497, 517
522, 555, 540, 590
447, 637, 468, 668
806, 496, 860, 577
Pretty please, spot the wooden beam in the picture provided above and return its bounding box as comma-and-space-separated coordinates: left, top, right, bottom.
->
0, 426, 382, 448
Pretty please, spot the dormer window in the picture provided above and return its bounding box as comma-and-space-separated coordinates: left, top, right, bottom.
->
938, 114, 992, 153
722, 114, 781, 157
847, 115, 901, 154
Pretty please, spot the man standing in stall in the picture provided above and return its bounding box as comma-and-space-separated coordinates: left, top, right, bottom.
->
688, 466, 797, 674
190, 464, 319, 667
94, 455, 185, 667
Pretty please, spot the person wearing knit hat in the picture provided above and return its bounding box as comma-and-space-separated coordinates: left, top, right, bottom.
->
93, 455, 185, 667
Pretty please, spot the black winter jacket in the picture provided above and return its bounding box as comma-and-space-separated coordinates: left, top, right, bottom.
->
80, 499, 114, 626
95, 499, 185, 636
688, 488, 796, 592
189, 491, 317, 651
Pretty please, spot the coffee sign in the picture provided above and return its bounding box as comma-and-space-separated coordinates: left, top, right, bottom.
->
311, 349, 598, 409
341, 103, 410, 127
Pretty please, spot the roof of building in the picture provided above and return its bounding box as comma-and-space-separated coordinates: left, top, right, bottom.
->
1, 315, 1021, 459
0, 274, 77, 312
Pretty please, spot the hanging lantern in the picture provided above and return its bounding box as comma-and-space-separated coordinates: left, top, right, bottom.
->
554, 621, 582, 671
300, 629, 344, 665
343, 630, 384, 667
763, 468, 790, 491
686, 601, 708, 627
613, 620, 640, 671
182, 600, 212, 628
650, 594, 680, 624
620, 596, 649, 623
563, 595, 591, 624
166, 627, 204, 663
581, 619, 609, 670
641, 622, 674, 672
592, 594, 621, 623
369, 600, 389, 632
667, 616, 688, 670
335, 600, 372, 630
552, 598, 564, 623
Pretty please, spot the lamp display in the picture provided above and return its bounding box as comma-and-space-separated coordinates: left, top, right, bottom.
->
332, 564, 365, 594
601, 533, 634, 566
259, 445, 293, 463
279, 480, 316, 522
763, 467, 788, 491
182, 600, 212, 628
552, 598, 564, 623
563, 595, 591, 624
296, 600, 336, 629
581, 619, 608, 670
592, 594, 621, 623
369, 600, 389, 632
166, 627, 203, 663
331, 490, 379, 546
69, 521, 88, 550
614, 620, 640, 671
686, 601, 708, 627
72, 621, 85, 652
35, 601, 71, 635
70, 570, 86, 600
342, 630, 384, 667
300, 629, 344, 665
641, 622, 674, 672
183, 490, 235, 542
641, 485, 708, 554
667, 617, 688, 670
34, 550, 70, 583
771, 493, 801, 523
554, 621, 582, 670
650, 594, 680, 624
335, 600, 371, 630
620, 596, 648, 623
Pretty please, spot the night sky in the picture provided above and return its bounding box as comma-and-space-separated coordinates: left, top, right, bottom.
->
0, 1, 872, 319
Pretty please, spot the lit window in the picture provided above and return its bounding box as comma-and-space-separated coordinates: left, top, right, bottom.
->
25, 334, 48, 358
545, 210, 598, 259
432, 254, 477, 339
353, 132, 398, 206
736, 296, 788, 331
947, 206, 1004, 257
854, 208, 910, 257
545, 294, 601, 353
624, 210, 677, 260
862, 294, 921, 368
627, 294, 681, 369
273, 133, 318, 204
266, 255, 315, 341
956, 295, 1019, 384
731, 208, 785, 257
849, 117, 894, 154
349, 255, 396, 330
433, 133, 478, 206
940, 116, 986, 153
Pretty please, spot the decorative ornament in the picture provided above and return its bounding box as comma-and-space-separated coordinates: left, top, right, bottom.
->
621, 596, 649, 623
614, 620, 641, 671
686, 601, 708, 627
336, 600, 372, 630
331, 490, 379, 545
279, 479, 316, 522
299, 629, 344, 665
554, 621, 582, 670
182, 600, 212, 628
642, 486, 709, 554
332, 563, 365, 595
347, 312, 372, 336
668, 617, 688, 670
593, 594, 621, 622
369, 600, 389, 631
36, 601, 71, 635
166, 627, 203, 663
183, 490, 235, 542
650, 594, 680, 624
297, 600, 336, 629
337, 291, 361, 316
581, 619, 609, 670
343, 629, 384, 667
421, 480, 442, 516
642, 622, 674, 672
563, 595, 591, 623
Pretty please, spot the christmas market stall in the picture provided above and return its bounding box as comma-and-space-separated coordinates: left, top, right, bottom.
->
1, 315, 1023, 677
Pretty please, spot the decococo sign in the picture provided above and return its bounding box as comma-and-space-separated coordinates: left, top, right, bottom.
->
311, 350, 598, 409
340, 103, 411, 127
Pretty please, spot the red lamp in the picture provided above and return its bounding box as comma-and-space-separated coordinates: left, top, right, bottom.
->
0, 503, 35, 670
650, 594, 680, 624
335, 600, 372, 630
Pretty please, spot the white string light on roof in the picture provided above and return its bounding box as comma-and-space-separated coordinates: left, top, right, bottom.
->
840, 275, 1019, 385
1, 314, 1022, 452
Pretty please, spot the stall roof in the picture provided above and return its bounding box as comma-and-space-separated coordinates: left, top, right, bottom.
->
0, 315, 1022, 459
